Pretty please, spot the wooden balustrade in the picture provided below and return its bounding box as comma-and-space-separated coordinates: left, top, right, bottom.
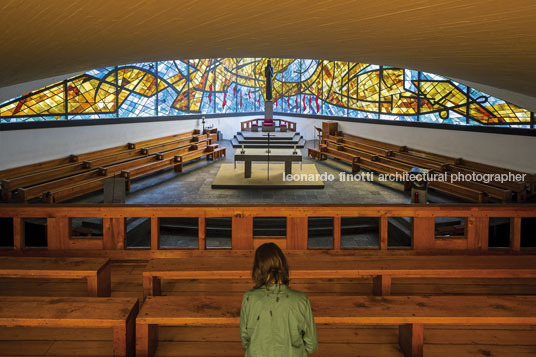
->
240, 118, 296, 131
0, 204, 534, 256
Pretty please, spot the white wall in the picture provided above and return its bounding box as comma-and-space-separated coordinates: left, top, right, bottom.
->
275, 115, 536, 173
1, 115, 535, 173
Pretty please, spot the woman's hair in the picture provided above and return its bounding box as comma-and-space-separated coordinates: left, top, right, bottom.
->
252, 242, 290, 289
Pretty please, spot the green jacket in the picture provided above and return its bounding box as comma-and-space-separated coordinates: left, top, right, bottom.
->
240, 284, 318, 356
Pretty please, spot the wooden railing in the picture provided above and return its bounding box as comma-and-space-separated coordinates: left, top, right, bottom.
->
241, 118, 296, 131
0, 204, 535, 256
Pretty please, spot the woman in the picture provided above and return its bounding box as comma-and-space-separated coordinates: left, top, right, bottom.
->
240, 243, 318, 356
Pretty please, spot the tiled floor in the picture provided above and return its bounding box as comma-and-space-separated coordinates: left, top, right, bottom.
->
73, 140, 458, 205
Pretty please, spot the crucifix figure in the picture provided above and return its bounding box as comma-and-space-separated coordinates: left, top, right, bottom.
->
264, 59, 274, 101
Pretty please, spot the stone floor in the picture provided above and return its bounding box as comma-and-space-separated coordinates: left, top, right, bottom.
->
73, 140, 458, 205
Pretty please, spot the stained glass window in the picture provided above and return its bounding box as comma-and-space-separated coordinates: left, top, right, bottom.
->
0, 57, 532, 128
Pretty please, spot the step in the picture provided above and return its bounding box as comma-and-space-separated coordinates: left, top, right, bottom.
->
238, 132, 301, 141
231, 137, 306, 148
235, 132, 302, 143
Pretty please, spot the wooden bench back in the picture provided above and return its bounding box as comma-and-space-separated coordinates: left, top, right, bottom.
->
137, 295, 536, 325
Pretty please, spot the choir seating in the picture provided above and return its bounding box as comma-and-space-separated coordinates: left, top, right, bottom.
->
0, 129, 223, 203
322, 135, 513, 202
310, 122, 535, 203
0, 296, 139, 357
136, 295, 536, 357
309, 144, 489, 202
1, 131, 197, 201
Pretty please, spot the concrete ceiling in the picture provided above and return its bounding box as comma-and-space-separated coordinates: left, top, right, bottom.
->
1, 0, 536, 102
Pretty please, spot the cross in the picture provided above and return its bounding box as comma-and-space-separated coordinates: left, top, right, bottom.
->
262, 132, 273, 180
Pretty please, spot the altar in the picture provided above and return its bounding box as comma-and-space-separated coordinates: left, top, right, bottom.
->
234, 148, 302, 178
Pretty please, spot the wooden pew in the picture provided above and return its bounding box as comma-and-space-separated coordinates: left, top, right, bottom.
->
81, 149, 148, 169
136, 295, 536, 357
328, 135, 513, 202
140, 137, 200, 155
0, 135, 150, 181
1, 162, 93, 201
127, 131, 195, 150
0, 156, 78, 181
324, 135, 395, 157
43, 176, 112, 203
316, 142, 489, 202
2, 129, 216, 203
456, 160, 536, 195
41, 138, 212, 202
204, 127, 219, 142
173, 144, 222, 173
1, 131, 198, 201
207, 146, 226, 160
338, 132, 405, 153
43, 145, 217, 202
141, 255, 536, 298
0, 296, 138, 357
334, 131, 534, 200
121, 158, 178, 191
121, 143, 224, 190
0, 257, 111, 297
14, 169, 106, 202
1, 142, 147, 201
443, 164, 527, 200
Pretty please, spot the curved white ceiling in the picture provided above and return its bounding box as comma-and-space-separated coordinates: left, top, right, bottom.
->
1, 0, 536, 102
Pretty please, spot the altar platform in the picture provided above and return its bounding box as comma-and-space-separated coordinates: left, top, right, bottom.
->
212, 163, 324, 189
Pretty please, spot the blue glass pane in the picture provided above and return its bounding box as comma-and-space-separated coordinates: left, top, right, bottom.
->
276, 60, 301, 82
379, 114, 419, 122
200, 92, 215, 114
119, 62, 157, 72
158, 87, 187, 116
419, 112, 445, 123
86, 67, 115, 80
158, 61, 180, 81
236, 87, 257, 113
273, 97, 286, 112
216, 84, 237, 114
70, 114, 117, 120
358, 64, 380, 74
119, 93, 156, 117
404, 69, 419, 92
442, 111, 467, 125
421, 72, 448, 81
300, 59, 319, 82
400, 115, 419, 122
255, 90, 264, 112
348, 109, 378, 119
1, 115, 67, 123
379, 114, 401, 120
324, 102, 347, 117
